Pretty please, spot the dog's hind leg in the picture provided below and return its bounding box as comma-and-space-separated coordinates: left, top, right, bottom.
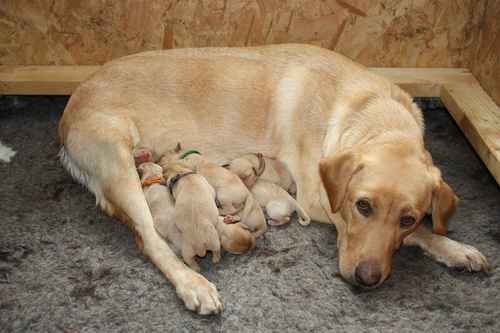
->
60, 114, 223, 315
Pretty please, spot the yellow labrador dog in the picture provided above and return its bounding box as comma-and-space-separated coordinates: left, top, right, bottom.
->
58, 44, 489, 314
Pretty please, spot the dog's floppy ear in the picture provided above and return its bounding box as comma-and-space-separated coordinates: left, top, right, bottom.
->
175, 142, 182, 153
319, 150, 361, 213
431, 180, 459, 235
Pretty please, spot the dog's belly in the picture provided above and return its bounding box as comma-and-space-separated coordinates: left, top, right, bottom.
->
134, 99, 279, 163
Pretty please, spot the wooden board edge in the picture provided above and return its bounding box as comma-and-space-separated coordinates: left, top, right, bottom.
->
1, 65, 499, 186
0, 65, 473, 96
440, 81, 500, 185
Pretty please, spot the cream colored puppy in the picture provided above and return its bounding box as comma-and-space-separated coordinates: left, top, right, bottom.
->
137, 162, 183, 254
216, 217, 256, 254
159, 159, 221, 272
251, 179, 311, 226
226, 153, 297, 196
165, 145, 267, 238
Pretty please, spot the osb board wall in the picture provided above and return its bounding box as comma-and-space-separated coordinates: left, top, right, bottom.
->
0, 0, 497, 104
470, 0, 500, 108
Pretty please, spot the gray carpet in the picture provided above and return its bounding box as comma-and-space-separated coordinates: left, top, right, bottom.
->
1, 96, 499, 333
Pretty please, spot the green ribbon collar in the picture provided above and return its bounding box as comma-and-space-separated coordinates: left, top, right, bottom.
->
180, 149, 201, 159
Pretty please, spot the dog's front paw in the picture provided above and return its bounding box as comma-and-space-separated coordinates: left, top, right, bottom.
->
176, 272, 223, 315
430, 239, 491, 272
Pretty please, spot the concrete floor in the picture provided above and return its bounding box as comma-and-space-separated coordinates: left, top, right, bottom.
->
1, 96, 499, 332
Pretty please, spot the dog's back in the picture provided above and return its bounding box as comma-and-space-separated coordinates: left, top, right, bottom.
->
198, 161, 249, 216
251, 180, 310, 226
260, 157, 297, 196
143, 184, 184, 254
172, 173, 221, 269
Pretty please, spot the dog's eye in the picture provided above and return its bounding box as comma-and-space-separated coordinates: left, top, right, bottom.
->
355, 199, 372, 217
400, 215, 416, 228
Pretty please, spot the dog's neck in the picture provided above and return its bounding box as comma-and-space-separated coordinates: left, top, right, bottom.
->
164, 165, 196, 200
169, 172, 196, 199
324, 96, 424, 155
141, 173, 163, 187
181, 153, 204, 169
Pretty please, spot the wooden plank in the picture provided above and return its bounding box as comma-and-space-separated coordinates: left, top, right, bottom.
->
370, 67, 472, 97
441, 79, 500, 185
0, 65, 499, 185
0, 66, 99, 95
0, 65, 471, 96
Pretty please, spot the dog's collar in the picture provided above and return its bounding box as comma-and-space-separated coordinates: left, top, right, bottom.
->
168, 171, 197, 199
141, 176, 163, 187
180, 150, 201, 159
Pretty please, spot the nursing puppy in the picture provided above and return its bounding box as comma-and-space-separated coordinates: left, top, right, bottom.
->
159, 158, 221, 272
216, 217, 256, 254
138, 162, 255, 254
165, 145, 267, 238
140, 159, 254, 257
137, 162, 183, 254
251, 179, 311, 226
226, 153, 297, 196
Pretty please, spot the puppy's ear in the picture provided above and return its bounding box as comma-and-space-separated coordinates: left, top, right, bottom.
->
431, 180, 459, 235
255, 153, 266, 176
319, 150, 361, 213
175, 142, 182, 153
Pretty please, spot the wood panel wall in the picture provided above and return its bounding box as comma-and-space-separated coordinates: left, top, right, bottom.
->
0, 0, 498, 105
469, 0, 500, 108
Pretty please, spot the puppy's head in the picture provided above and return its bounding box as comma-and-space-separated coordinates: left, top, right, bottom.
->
137, 162, 164, 184
319, 143, 457, 288
219, 222, 256, 254
133, 146, 154, 167
225, 153, 265, 188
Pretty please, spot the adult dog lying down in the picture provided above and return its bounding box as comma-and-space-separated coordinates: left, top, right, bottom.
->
58, 44, 490, 315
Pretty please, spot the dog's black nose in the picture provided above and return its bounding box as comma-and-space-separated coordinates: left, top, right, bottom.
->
354, 259, 382, 287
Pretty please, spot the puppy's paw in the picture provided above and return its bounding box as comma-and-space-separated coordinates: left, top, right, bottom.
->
223, 215, 239, 224
267, 217, 290, 226
185, 260, 201, 272
176, 272, 224, 315
298, 217, 311, 226
429, 240, 490, 272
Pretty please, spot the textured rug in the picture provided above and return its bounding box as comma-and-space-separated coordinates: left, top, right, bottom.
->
1, 96, 499, 332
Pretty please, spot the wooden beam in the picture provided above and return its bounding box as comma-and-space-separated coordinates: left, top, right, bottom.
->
0, 65, 499, 185
0, 65, 472, 97
0, 65, 99, 95
440, 78, 500, 184
370, 67, 472, 97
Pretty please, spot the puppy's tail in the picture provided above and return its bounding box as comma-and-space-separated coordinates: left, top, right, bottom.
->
293, 199, 311, 226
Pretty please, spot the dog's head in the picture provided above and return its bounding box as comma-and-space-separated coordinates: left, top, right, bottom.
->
137, 162, 164, 184
319, 142, 458, 288
225, 153, 265, 188
219, 221, 256, 254
133, 146, 154, 167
